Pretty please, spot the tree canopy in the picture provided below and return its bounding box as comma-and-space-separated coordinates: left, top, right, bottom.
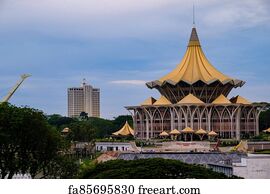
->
82, 158, 238, 179
260, 108, 270, 131
0, 103, 78, 179
47, 114, 133, 141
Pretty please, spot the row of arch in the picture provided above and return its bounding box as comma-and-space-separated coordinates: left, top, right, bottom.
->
128, 105, 262, 140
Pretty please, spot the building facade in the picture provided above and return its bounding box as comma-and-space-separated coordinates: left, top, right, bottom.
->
126, 27, 264, 140
95, 142, 134, 152
68, 80, 100, 117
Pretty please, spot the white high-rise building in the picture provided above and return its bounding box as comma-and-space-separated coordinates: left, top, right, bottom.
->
68, 80, 100, 118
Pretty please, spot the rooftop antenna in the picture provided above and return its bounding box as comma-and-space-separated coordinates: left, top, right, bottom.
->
82, 78, 87, 86
193, 3, 195, 27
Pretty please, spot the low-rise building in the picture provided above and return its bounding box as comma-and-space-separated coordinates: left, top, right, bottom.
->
95, 142, 134, 152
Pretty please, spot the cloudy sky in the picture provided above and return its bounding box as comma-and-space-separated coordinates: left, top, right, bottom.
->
0, 0, 269, 119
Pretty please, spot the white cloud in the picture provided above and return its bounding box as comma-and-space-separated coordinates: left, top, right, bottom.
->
109, 80, 146, 85
0, 0, 269, 39
201, 0, 269, 29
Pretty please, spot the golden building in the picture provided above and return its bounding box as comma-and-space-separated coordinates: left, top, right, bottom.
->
126, 27, 264, 140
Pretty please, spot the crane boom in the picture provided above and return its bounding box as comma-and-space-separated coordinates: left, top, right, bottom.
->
1, 74, 31, 103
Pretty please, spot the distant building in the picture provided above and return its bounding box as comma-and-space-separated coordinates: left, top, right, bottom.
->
95, 142, 134, 152
68, 79, 100, 118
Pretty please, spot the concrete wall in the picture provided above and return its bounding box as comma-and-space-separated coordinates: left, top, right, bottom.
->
233, 154, 270, 179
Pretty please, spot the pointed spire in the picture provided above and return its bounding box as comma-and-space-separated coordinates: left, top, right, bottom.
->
188, 27, 200, 47
82, 78, 87, 86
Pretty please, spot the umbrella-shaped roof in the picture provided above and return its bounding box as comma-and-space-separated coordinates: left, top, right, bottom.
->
62, 127, 70, 133
146, 27, 244, 88
195, 128, 207, 135
181, 127, 194, 133
263, 128, 270, 133
169, 129, 181, 135
208, 131, 218, 136
112, 121, 134, 136
159, 131, 169, 136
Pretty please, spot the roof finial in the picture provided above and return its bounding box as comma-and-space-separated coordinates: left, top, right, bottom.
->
193, 3, 195, 27
82, 78, 87, 86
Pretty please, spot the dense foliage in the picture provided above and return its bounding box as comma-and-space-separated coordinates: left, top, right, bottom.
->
0, 103, 78, 179
251, 132, 270, 141
260, 108, 270, 131
47, 114, 133, 141
82, 158, 238, 179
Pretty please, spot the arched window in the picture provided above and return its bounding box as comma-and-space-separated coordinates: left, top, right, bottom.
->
221, 108, 231, 139
211, 108, 220, 136
200, 109, 208, 131
153, 109, 162, 138
192, 108, 200, 131
162, 108, 171, 131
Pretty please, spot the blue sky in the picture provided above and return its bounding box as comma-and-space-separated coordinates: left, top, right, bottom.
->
0, 0, 270, 119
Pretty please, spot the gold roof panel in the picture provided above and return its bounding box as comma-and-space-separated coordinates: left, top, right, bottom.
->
159, 131, 169, 136
263, 128, 270, 133
169, 129, 181, 135
230, 95, 251, 105
195, 128, 207, 135
181, 127, 194, 133
212, 94, 231, 104
153, 96, 172, 105
112, 121, 134, 136
140, 97, 157, 106
208, 131, 218, 136
177, 93, 204, 104
146, 27, 244, 88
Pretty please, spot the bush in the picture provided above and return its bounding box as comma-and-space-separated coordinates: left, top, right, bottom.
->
81, 158, 239, 179
220, 140, 239, 147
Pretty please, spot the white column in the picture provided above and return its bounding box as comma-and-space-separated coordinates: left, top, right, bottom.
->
170, 108, 174, 130
255, 110, 260, 136
146, 115, 149, 140
208, 108, 212, 131
236, 108, 241, 141
150, 117, 153, 138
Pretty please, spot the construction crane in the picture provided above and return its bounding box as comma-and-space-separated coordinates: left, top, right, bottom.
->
0, 74, 31, 103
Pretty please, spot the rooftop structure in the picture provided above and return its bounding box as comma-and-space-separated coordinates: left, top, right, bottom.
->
112, 121, 134, 136
126, 26, 264, 140
146, 27, 244, 103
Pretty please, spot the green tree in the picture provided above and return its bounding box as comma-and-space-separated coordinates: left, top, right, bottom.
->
42, 155, 79, 178
89, 117, 115, 138
0, 103, 65, 178
260, 108, 270, 131
46, 114, 134, 140
82, 158, 239, 179
67, 121, 96, 142
47, 114, 76, 128
113, 115, 133, 129
79, 112, 89, 121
